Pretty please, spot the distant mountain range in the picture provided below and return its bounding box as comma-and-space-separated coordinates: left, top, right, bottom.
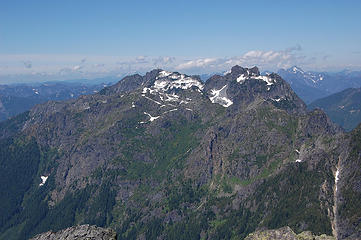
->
309, 88, 361, 131
0, 82, 110, 121
2, 66, 361, 132
277, 66, 361, 103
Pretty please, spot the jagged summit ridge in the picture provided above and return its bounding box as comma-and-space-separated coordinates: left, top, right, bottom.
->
204, 65, 306, 112
141, 66, 286, 109
228, 65, 276, 86
98, 65, 306, 112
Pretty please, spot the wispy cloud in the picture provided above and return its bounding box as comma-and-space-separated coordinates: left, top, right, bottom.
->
152, 56, 175, 67
73, 65, 82, 71
175, 45, 309, 72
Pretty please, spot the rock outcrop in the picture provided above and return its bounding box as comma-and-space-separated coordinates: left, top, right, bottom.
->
245, 226, 335, 240
30, 225, 116, 240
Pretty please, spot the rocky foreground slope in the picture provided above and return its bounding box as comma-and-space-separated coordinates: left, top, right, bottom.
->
30, 224, 116, 240
245, 226, 335, 240
0, 66, 360, 239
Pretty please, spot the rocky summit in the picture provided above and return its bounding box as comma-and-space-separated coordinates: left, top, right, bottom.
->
0, 65, 360, 240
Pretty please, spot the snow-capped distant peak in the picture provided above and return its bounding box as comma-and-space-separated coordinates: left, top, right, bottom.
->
291, 66, 304, 74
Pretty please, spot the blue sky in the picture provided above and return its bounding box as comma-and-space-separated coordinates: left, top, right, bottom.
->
1, 0, 361, 82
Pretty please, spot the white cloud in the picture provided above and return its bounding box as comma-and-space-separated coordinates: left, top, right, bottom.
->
152, 56, 175, 67
177, 58, 217, 70
174, 45, 310, 73
73, 65, 82, 71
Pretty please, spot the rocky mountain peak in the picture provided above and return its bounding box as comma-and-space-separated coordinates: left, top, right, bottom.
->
289, 65, 305, 74
204, 65, 306, 112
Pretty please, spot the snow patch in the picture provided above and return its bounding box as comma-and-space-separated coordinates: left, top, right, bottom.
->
144, 112, 160, 122
292, 66, 304, 74
39, 176, 48, 186
153, 71, 204, 92
270, 97, 283, 102
335, 169, 340, 184
209, 85, 233, 107
153, 76, 204, 91
236, 74, 247, 83
144, 96, 162, 105
163, 109, 178, 114
237, 73, 276, 87
157, 70, 172, 79
164, 93, 180, 102
254, 75, 275, 86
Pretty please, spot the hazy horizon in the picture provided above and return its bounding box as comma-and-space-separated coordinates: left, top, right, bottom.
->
1, 0, 361, 83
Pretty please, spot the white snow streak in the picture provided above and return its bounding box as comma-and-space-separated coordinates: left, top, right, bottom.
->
144, 112, 160, 122
39, 176, 48, 186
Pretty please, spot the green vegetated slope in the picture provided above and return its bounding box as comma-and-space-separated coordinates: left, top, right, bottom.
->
0, 66, 359, 240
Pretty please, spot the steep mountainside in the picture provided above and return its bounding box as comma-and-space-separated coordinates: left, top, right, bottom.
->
309, 88, 361, 131
0, 66, 359, 240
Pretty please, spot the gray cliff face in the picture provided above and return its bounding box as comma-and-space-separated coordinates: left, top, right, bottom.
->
30, 225, 116, 240
336, 124, 361, 239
